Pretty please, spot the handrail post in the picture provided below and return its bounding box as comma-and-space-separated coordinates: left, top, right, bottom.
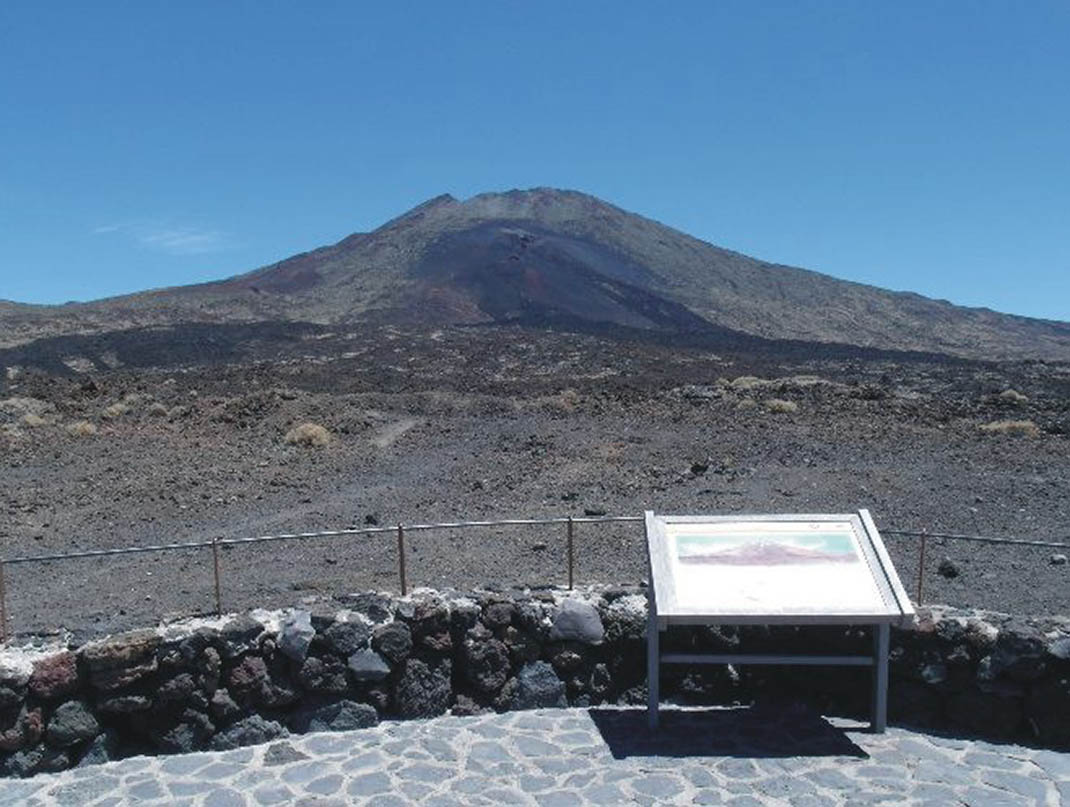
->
567, 516, 575, 590
211, 538, 223, 616
0, 561, 7, 642
916, 532, 927, 606
397, 523, 407, 596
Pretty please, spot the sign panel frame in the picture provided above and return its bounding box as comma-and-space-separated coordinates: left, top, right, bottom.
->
645, 510, 914, 732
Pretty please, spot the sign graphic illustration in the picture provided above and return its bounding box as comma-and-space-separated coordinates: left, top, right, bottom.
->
666, 520, 887, 616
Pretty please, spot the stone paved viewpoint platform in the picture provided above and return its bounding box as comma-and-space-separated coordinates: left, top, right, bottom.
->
1, 706, 1067, 806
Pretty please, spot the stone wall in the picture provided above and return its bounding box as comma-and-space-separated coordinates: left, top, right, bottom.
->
0, 587, 1067, 777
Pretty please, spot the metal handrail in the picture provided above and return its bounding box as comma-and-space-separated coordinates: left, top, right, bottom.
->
0, 514, 647, 639
882, 530, 1069, 550
0, 514, 1061, 640
0, 515, 644, 566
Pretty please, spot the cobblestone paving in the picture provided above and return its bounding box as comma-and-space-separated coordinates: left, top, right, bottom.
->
2, 707, 1067, 806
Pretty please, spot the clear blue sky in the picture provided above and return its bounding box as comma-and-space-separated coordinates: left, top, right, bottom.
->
2, 2, 1068, 320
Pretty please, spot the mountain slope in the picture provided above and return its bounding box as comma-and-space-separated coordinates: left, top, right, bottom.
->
3, 188, 1069, 360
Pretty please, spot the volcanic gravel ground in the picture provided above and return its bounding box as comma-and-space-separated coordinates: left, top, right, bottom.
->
1, 325, 1068, 639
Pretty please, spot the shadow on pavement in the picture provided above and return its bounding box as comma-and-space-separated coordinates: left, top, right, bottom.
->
589, 704, 870, 760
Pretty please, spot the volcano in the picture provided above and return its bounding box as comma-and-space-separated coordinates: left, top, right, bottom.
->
3, 188, 1070, 362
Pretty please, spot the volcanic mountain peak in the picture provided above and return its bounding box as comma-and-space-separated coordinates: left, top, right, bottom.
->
389, 187, 625, 226
3, 187, 1070, 361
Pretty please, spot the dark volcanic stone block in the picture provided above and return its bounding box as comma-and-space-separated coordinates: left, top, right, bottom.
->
372, 622, 412, 665
464, 636, 510, 695
482, 601, 515, 630
290, 700, 378, 733
279, 611, 315, 662
152, 709, 214, 753
512, 661, 566, 710
396, 657, 452, 718
549, 599, 605, 644
46, 702, 99, 749
77, 729, 118, 767
348, 649, 391, 683
209, 715, 287, 751
219, 615, 265, 659
299, 656, 350, 694
340, 593, 393, 624
324, 621, 371, 656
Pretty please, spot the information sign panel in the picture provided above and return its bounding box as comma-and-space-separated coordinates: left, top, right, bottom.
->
644, 510, 915, 732
647, 512, 913, 625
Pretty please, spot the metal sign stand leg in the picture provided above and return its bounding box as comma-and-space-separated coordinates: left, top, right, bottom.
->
871, 623, 889, 732
647, 594, 660, 730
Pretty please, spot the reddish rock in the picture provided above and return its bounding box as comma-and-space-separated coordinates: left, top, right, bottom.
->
197, 647, 221, 694
228, 655, 269, 696
227, 655, 296, 709
0, 706, 43, 752
29, 652, 79, 700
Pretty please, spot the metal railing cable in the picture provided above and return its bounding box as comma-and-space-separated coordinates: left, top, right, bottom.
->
880, 529, 1068, 605
881, 529, 1069, 550
0, 515, 1061, 641
0, 516, 644, 566
0, 515, 645, 640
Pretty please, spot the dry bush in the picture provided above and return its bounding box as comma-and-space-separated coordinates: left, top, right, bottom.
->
730, 376, 765, 391
784, 375, 826, 387
21, 413, 47, 427
998, 389, 1028, 405
765, 399, 799, 414
147, 402, 169, 417
980, 419, 1039, 437
66, 420, 98, 437
1, 397, 54, 419
736, 398, 758, 410
102, 402, 129, 419
285, 422, 331, 447
549, 388, 581, 413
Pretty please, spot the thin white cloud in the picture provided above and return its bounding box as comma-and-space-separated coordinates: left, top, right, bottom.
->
137, 227, 230, 255
92, 220, 235, 255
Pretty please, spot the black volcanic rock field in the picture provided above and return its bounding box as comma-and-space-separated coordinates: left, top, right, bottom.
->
1, 323, 1068, 639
